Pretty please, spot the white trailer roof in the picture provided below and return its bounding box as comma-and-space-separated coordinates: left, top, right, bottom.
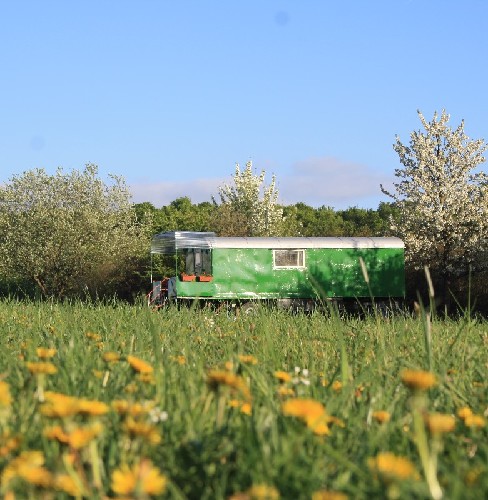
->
151, 231, 404, 253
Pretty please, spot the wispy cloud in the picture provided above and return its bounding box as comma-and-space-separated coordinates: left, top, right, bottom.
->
129, 157, 394, 209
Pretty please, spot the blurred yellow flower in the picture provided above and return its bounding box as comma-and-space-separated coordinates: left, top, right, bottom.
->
331, 381, 343, 392
312, 490, 348, 500
463, 414, 486, 428
26, 361, 57, 375
238, 354, 258, 365
281, 398, 342, 435
277, 386, 295, 397
68, 423, 103, 449
103, 351, 120, 363
274, 371, 291, 383
240, 402, 252, 415
111, 459, 167, 496
400, 369, 436, 390
123, 416, 161, 444
372, 411, 391, 424
36, 347, 57, 359
0, 431, 21, 457
424, 413, 456, 434
2, 451, 53, 488
207, 370, 252, 401
127, 355, 154, 374
457, 406, 473, 420
0, 381, 12, 407
368, 452, 418, 481
85, 332, 102, 341
229, 484, 280, 500
78, 399, 110, 416
54, 474, 84, 497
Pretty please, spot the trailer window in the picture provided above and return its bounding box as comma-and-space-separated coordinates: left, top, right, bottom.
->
273, 249, 305, 269
184, 248, 212, 276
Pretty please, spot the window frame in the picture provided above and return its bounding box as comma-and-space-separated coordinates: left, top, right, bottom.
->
272, 249, 306, 270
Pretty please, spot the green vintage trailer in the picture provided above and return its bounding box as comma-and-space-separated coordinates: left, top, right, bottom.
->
149, 231, 405, 311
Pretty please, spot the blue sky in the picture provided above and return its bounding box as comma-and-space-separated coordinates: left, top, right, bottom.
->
1, 0, 487, 209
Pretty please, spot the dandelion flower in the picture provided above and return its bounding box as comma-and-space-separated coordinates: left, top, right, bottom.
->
55, 474, 84, 497
26, 361, 57, 375
36, 347, 57, 359
102, 351, 120, 363
457, 406, 473, 420
312, 491, 348, 500
238, 354, 258, 365
372, 411, 391, 424
68, 423, 103, 449
277, 386, 295, 397
127, 355, 154, 374
331, 381, 343, 392
368, 452, 418, 481
463, 414, 486, 428
424, 413, 456, 434
229, 484, 280, 500
240, 402, 252, 416
123, 417, 161, 444
111, 459, 167, 496
0, 381, 12, 407
274, 371, 292, 383
400, 369, 436, 390
207, 370, 252, 401
78, 399, 110, 416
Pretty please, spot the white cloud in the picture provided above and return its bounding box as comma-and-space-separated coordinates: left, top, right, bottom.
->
129, 157, 395, 209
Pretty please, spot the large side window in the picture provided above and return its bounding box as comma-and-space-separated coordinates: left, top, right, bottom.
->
273, 249, 305, 269
184, 249, 212, 275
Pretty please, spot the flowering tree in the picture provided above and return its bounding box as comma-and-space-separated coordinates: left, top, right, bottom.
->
213, 161, 283, 236
0, 164, 148, 298
381, 110, 488, 295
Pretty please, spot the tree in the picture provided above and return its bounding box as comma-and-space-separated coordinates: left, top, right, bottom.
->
0, 164, 149, 299
381, 110, 488, 300
213, 161, 283, 236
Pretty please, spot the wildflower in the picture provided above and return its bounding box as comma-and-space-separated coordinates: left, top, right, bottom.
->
0, 431, 21, 457
92, 369, 104, 379
463, 414, 486, 428
207, 370, 252, 401
67, 423, 103, 449
229, 484, 280, 500
111, 459, 167, 496
277, 386, 295, 397
43, 426, 70, 444
238, 354, 258, 365
123, 416, 161, 444
368, 452, 418, 481
36, 347, 57, 358
312, 491, 348, 500
274, 371, 291, 383
372, 411, 391, 424
400, 369, 436, 391
240, 402, 252, 415
86, 332, 102, 341
124, 382, 138, 393
331, 381, 342, 392
127, 355, 154, 374
26, 361, 57, 375
2, 451, 53, 488
0, 381, 12, 407
55, 474, 84, 497
103, 351, 120, 363
138, 372, 156, 384
424, 413, 456, 434
112, 400, 155, 416
457, 406, 473, 420
40, 392, 80, 418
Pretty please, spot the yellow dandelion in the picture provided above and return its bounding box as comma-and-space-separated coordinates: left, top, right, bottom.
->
0, 432, 21, 457
2, 451, 52, 488
464, 414, 486, 428
111, 460, 167, 496
0, 381, 12, 407
224, 360, 234, 371
424, 413, 456, 434
331, 381, 343, 392
274, 371, 292, 383
123, 417, 161, 445
36, 347, 57, 359
102, 351, 120, 363
368, 452, 418, 481
127, 355, 154, 374
77, 399, 110, 416
457, 406, 473, 420
40, 392, 80, 418
277, 386, 295, 397
312, 491, 348, 500
43, 425, 70, 444
240, 402, 252, 416
246, 484, 280, 499
282, 398, 325, 422
400, 369, 436, 390
124, 382, 138, 393
92, 369, 104, 379
85, 332, 102, 341
238, 354, 258, 365
228, 399, 240, 409
26, 361, 57, 375
55, 474, 84, 497
138, 372, 156, 384
68, 423, 103, 449
207, 370, 252, 401
372, 411, 391, 424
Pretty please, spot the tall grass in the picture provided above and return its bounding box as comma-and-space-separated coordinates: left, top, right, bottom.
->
0, 299, 486, 499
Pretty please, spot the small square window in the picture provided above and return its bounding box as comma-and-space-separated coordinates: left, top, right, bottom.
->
273, 249, 305, 269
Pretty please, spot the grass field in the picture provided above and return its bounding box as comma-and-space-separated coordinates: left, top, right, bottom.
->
0, 299, 486, 499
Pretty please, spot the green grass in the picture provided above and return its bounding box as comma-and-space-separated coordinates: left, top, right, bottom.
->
0, 299, 486, 499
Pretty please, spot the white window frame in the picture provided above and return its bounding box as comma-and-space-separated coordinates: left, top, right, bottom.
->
273, 249, 306, 269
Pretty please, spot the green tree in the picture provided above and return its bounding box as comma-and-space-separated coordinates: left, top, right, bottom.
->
0, 164, 149, 299
381, 110, 488, 301
213, 161, 283, 236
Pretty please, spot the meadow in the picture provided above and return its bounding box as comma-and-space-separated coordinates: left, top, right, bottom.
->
0, 299, 486, 499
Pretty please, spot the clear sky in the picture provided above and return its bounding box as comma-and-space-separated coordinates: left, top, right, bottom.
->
1, 0, 487, 209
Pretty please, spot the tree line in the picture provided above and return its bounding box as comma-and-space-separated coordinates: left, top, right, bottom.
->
1, 110, 487, 312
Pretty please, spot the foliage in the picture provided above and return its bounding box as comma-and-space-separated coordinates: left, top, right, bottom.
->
214, 161, 283, 236
382, 110, 488, 292
0, 300, 486, 499
0, 164, 149, 299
